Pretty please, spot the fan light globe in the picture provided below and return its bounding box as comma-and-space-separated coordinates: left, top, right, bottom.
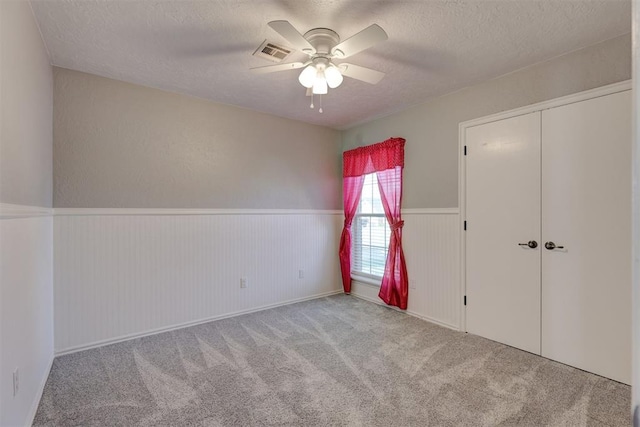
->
298, 65, 317, 88
325, 66, 343, 89
312, 70, 328, 94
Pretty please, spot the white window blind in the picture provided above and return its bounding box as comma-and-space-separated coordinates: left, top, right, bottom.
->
352, 173, 390, 278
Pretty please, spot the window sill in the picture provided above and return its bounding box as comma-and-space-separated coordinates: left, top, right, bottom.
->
351, 274, 382, 287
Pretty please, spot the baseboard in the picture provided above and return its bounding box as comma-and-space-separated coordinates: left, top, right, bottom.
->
55, 289, 344, 356
350, 293, 461, 332
350, 291, 383, 306
406, 309, 460, 331
26, 353, 54, 426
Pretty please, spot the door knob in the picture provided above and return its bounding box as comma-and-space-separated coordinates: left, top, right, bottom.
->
545, 241, 564, 250
518, 240, 538, 249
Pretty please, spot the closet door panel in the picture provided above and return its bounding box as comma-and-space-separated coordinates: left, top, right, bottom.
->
542, 90, 631, 384
465, 112, 541, 354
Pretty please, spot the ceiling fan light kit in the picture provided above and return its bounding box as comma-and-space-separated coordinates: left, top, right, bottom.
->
250, 20, 388, 112
298, 64, 317, 88
298, 59, 343, 93
312, 69, 328, 94
325, 65, 343, 88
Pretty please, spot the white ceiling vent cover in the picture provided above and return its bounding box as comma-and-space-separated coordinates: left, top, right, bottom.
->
253, 40, 292, 63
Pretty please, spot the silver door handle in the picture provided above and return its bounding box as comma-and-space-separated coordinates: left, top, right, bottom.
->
545, 241, 564, 250
518, 240, 538, 249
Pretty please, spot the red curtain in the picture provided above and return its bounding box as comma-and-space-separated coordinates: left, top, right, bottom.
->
376, 166, 408, 309
338, 175, 365, 293
340, 137, 408, 309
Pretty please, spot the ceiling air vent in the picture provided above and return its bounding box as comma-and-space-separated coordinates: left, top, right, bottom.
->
253, 40, 292, 63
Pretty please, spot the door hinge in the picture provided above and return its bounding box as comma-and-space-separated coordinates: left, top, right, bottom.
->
464, 145, 467, 156
464, 295, 467, 306
464, 220, 467, 231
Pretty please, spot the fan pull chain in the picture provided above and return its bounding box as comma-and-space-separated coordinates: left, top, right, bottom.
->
310, 93, 314, 109
319, 94, 323, 113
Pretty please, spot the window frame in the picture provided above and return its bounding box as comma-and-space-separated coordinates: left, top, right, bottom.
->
350, 173, 390, 284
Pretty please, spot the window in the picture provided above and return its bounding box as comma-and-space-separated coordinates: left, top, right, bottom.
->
352, 173, 390, 279
340, 137, 407, 307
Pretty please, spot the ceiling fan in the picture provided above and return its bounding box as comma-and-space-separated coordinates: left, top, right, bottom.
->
250, 20, 388, 104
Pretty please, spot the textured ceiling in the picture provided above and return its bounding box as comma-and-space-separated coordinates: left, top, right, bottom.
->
30, 0, 631, 130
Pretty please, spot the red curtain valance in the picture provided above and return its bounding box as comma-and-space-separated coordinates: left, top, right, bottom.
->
343, 137, 405, 177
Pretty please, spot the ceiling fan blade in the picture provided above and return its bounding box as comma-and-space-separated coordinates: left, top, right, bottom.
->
331, 24, 388, 58
250, 61, 307, 74
339, 63, 385, 84
268, 21, 316, 54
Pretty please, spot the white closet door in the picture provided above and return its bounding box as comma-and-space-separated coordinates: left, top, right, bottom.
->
465, 112, 541, 354
542, 90, 632, 384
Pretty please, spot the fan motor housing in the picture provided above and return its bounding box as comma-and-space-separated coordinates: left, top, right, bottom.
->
303, 28, 340, 56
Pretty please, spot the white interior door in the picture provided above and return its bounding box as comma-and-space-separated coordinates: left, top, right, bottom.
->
465, 112, 541, 354
542, 90, 632, 384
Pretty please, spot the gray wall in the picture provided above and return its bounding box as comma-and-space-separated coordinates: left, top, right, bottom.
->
53, 34, 631, 210
342, 34, 631, 208
1, 0, 53, 206
53, 68, 341, 209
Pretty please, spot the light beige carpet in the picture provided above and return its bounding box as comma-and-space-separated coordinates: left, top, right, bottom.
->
34, 294, 630, 426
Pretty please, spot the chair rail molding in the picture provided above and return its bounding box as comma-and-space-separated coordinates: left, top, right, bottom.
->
0, 203, 52, 219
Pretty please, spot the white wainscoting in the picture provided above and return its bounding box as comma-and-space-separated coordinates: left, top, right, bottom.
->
53, 210, 343, 354
351, 209, 461, 330
0, 205, 54, 427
